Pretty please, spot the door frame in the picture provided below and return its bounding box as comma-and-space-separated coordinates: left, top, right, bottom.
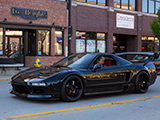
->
5, 35, 24, 64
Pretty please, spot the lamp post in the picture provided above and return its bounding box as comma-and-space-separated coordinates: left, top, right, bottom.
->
68, 0, 72, 56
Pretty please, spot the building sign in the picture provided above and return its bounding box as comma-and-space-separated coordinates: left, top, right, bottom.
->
11, 7, 48, 20
116, 13, 134, 29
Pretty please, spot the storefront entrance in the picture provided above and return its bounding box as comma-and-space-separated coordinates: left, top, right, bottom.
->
113, 35, 127, 53
5, 35, 24, 63
113, 34, 137, 53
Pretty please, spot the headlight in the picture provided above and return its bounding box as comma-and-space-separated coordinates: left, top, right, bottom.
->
31, 83, 47, 86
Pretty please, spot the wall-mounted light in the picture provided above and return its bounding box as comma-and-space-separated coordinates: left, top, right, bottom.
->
52, 22, 55, 25
29, 21, 32, 24
3, 18, 7, 22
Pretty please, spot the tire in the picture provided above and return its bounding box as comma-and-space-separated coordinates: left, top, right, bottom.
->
61, 75, 83, 102
134, 71, 150, 93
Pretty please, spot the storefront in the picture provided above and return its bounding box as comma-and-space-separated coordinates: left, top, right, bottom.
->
0, 0, 68, 67
70, 0, 160, 54
142, 36, 159, 52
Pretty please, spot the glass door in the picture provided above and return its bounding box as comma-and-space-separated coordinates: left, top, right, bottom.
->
5, 36, 24, 63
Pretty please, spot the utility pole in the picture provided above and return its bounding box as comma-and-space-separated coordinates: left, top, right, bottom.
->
68, 0, 72, 56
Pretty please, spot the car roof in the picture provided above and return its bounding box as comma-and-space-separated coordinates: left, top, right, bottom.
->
115, 52, 154, 56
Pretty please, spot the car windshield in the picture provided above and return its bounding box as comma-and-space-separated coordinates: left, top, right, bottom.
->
52, 53, 96, 69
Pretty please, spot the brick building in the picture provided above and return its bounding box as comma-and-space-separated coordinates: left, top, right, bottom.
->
72, 0, 160, 54
0, 0, 68, 67
0, 0, 159, 67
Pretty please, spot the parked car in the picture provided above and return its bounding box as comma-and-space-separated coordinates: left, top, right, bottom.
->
116, 52, 160, 72
10, 53, 157, 102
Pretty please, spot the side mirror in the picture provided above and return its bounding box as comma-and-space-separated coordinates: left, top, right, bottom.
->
92, 64, 102, 72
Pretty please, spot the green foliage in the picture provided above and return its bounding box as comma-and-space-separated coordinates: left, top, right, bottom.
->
150, 9, 160, 40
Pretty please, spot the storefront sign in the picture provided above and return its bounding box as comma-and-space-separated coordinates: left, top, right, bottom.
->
116, 13, 134, 29
11, 7, 48, 20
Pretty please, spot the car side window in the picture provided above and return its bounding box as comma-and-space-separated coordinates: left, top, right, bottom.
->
103, 55, 117, 66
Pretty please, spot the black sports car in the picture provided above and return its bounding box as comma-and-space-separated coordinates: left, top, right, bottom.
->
115, 52, 160, 72
10, 53, 157, 102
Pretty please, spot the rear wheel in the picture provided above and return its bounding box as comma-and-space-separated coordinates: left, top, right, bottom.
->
61, 75, 83, 102
134, 71, 150, 93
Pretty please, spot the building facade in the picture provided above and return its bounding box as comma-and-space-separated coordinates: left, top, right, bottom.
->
0, 0, 68, 67
71, 0, 160, 54
0, 0, 159, 67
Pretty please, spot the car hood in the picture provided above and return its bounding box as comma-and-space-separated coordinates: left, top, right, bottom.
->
12, 66, 73, 82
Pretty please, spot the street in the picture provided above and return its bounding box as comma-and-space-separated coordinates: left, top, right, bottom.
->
0, 76, 160, 120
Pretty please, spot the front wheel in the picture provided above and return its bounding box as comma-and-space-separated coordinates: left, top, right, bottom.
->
134, 71, 150, 93
61, 75, 83, 102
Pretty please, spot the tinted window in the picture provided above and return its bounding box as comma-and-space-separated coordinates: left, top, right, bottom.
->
53, 53, 97, 69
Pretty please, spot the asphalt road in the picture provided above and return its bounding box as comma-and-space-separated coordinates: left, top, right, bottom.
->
0, 76, 160, 120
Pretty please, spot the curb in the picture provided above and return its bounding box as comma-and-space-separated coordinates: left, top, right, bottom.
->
0, 78, 11, 81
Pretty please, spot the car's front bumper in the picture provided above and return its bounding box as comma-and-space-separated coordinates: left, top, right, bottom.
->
10, 82, 61, 100
10, 90, 57, 99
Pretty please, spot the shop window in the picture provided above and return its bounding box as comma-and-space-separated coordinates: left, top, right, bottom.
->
142, 36, 159, 52
155, 37, 159, 51
114, 0, 136, 10
0, 28, 3, 55
38, 30, 50, 56
142, 36, 148, 41
55, 31, 63, 55
76, 31, 106, 53
77, 0, 107, 6
86, 32, 96, 52
97, 33, 105, 53
87, 40, 96, 52
76, 32, 86, 53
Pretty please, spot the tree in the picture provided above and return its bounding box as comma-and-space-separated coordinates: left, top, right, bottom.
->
150, 9, 160, 40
